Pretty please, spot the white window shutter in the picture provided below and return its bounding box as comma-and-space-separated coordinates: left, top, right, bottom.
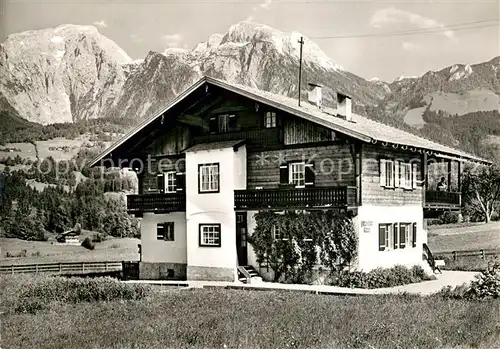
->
380, 159, 386, 187
412, 163, 418, 189
394, 161, 400, 188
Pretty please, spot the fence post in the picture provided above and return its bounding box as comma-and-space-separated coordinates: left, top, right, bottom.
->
453, 251, 457, 261
105, 261, 108, 271
82, 262, 85, 272
59, 263, 62, 273
35, 264, 38, 274
480, 249, 485, 260
11, 265, 14, 275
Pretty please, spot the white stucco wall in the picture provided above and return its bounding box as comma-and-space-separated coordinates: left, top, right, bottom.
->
140, 212, 187, 263
185, 145, 247, 270
355, 205, 426, 271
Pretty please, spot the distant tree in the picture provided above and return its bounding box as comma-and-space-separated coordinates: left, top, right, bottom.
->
462, 164, 500, 223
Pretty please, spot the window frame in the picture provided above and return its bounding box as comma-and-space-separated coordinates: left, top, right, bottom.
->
218, 114, 230, 133
289, 161, 306, 188
379, 222, 417, 251
379, 223, 392, 251
164, 171, 177, 193
272, 225, 284, 240
199, 223, 221, 247
157, 222, 175, 241
400, 222, 414, 248
380, 159, 395, 188
264, 111, 277, 128
198, 163, 220, 194
400, 162, 412, 189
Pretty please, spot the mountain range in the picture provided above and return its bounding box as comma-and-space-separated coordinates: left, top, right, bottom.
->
1, 22, 499, 159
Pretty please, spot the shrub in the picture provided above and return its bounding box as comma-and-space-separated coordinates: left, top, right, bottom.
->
434, 284, 471, 300
109, 243, 120, 249
467, 262, 500, 299
81, 237, 95, 250
435, 262, 500, 300
15, 277, 151, 313
439, 211, 460, 224
331, 265, 434, 289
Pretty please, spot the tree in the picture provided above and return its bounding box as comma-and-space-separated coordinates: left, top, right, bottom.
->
462, 164, 500, 223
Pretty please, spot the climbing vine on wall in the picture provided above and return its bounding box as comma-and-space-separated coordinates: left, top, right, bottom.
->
248, 210, 357, 283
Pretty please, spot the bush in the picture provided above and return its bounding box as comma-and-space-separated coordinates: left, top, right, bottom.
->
439, 211, 460, 224
15, 276, 151, 313
468, 262, 500, 299
81, 237, 95, 250
330, 265, 434, 289
435, 262, 500, 300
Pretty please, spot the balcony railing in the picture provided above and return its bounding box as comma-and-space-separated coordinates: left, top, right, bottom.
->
234, 186, 357, 210
127, 193, 186, 214
425, 190, 461, 209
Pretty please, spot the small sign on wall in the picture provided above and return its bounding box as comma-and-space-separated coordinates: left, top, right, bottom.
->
361, 220, 374, 233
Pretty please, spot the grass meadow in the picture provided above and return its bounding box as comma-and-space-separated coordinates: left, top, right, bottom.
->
428, 222, 500, 271
428, 222, 500, 252
0, 235, 140, 265
1, 275, 499, 349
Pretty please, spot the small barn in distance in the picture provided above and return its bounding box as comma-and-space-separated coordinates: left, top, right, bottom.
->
57, 229, 81, 245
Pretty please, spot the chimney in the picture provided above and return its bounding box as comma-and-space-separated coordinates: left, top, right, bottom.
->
307, 83, 322, 108
337, 92, 352, 121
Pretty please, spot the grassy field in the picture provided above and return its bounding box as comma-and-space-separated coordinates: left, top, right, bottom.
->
427, 222, 500, 252
428, 222, 500, 271
0, 234, 140, 265
1, 276, 499, 349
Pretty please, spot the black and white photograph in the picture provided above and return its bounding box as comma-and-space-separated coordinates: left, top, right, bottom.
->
0, 0, 499, 348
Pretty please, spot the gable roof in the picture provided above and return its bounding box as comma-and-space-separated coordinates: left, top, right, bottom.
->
183, 140, 246, 153
90, 76, 491, 166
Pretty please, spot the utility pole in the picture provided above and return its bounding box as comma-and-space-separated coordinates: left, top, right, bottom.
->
297, 36, 304, 106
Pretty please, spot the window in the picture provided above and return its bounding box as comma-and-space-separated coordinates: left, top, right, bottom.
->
289, 162, 305, 188
209, 114, 236, 133
272, 225, 283, 240
157, 222, 174, 241
400, 223, 412, 248
378, 223, 392, 251
380, 159, 395, 188
399, 162, 412, 189
199, 163, 219, 193
264, 112, 277, 128
382, 159, 418, 190
164, 171, 176, 193
219, 114, 229, 133
379, 222, 417, 251
199, 224, 221, 247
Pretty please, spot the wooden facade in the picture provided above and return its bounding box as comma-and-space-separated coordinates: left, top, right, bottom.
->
122, 85, 461, 213
361, 144, 423, 206
246, 145, 355, 189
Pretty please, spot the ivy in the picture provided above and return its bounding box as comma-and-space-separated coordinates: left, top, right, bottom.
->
248, 210, 357, 283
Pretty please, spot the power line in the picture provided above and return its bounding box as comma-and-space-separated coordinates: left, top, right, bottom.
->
310, 19, 499, 39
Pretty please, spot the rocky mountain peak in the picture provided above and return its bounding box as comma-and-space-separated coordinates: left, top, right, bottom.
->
0, 24, 131, 124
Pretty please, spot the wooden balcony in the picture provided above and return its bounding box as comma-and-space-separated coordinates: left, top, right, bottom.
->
234, 186, 357, 211
424, 190, 461, 210
127, 193, 186, 214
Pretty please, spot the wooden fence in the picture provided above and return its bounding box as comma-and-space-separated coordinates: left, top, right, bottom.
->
0, 261, 123, 275
434, 248, 500, 261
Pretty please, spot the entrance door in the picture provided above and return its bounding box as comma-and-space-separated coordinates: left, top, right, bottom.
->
236, 213, 248, 266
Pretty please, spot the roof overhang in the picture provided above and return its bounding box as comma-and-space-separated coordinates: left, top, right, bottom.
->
90, 76, 492, 167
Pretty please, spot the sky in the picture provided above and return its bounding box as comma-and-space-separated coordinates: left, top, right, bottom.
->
0, 0, 499, 81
